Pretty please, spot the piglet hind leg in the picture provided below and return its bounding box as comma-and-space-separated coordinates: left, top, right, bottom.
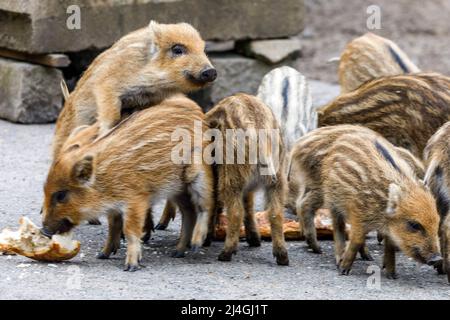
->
203, 200, 222, 247
358, 243, 374, 261
97, 211, 123, 259
218, 193, 245, 262
265, 183, 289, 266
95, 87, 122, 135
155, 200, 177, 230
331, 209, 347, 267
243, 191, 261, 247
123, 199, 148, 272
141, 207, 154, 244
297, 190, 322, 254
172, 193, 197, 258
189, 173, 215, 253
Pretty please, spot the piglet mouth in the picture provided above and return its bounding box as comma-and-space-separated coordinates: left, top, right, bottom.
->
40, 227, 54, 238
412, 247, 427, 264
184, 68, 217, 86
426, 253, 442, 266
57, 218, 75, 234
185, 72, 208, 86
41, 219, 75, 238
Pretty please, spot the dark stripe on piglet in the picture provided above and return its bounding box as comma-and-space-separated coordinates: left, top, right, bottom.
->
375, 140, 400, 172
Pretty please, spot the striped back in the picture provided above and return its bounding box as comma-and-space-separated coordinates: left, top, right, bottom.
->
257, 66, 316, 151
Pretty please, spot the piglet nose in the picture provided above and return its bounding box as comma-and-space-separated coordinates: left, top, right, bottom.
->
200, 68, 217, 82
40, 227, 53, 238
426, 253, 442, 266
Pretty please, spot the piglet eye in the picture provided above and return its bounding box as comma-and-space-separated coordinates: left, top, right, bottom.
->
171, 44, 186, 57
53, 190, 68, 204
407, 221, 423, 232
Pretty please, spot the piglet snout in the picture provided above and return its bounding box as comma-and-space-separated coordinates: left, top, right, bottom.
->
40, 227, 54, 238
426, 253, 442, 266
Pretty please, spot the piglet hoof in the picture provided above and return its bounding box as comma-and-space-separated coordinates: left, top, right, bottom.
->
360, 252, 374, 261
124, 264, 141, 272
218, 251, 233, 262
88, 218, 102, 225
386, 272, 398, 280
155, 223, 167, 231
96, 252, 110, 260
202, 236, 212, 247
171, 250, 186, 258
306, 239, 322, 254
338, 261, 351, 275
339, 268, 351, 276
310, 247, 323, 254
434, 260, 445, 275
247, 236, 261, 248
191, 245, 200, 254
377, 233, 384, 245
141, 233, 151, 245
275, 251, 289, 266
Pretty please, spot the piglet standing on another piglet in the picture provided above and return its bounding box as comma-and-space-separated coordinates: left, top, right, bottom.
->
41, 95, 214, 271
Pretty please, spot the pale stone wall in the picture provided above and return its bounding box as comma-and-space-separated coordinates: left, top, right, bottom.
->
0, 0, 305, 123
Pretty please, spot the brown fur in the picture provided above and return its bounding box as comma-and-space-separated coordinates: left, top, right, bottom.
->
424, 121, 450, 281
52, 21, 215, 159
205, 94, 289, 265
338, 33, 419, 93
320, 132, 440, 277
42, 96, 214, 271
288, 125, 424, 257
318, 73, 450, 158
52, 21, 215, 233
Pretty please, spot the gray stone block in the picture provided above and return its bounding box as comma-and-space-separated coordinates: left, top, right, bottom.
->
191, 53, 298, 111
0, 58, 63, 123
237, 38, 302, 64
0, 0, 305, 54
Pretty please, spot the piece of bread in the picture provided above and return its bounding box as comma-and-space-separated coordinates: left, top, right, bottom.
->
214, 210, 349, 241
0, 217, 80, 261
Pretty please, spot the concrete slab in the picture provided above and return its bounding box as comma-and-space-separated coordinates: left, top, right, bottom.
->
0, 0, 305, 54
0, 86, 448, 298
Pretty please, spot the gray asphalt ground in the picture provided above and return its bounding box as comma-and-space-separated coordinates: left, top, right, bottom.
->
0, 82, 449, 300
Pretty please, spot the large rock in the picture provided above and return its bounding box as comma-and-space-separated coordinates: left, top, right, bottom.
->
0, 0, 305, 54
0, 58, 63, 123
237, 38, 302, 64
192, 53, 298, 111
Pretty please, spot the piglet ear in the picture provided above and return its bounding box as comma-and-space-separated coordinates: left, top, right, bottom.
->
148, 20, 161, 56
386, 183, 402, 216
72, 155, 94, 184
148, 20, 162, 38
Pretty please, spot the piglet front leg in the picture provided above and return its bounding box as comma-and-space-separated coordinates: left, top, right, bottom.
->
123, 199, 148, 272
